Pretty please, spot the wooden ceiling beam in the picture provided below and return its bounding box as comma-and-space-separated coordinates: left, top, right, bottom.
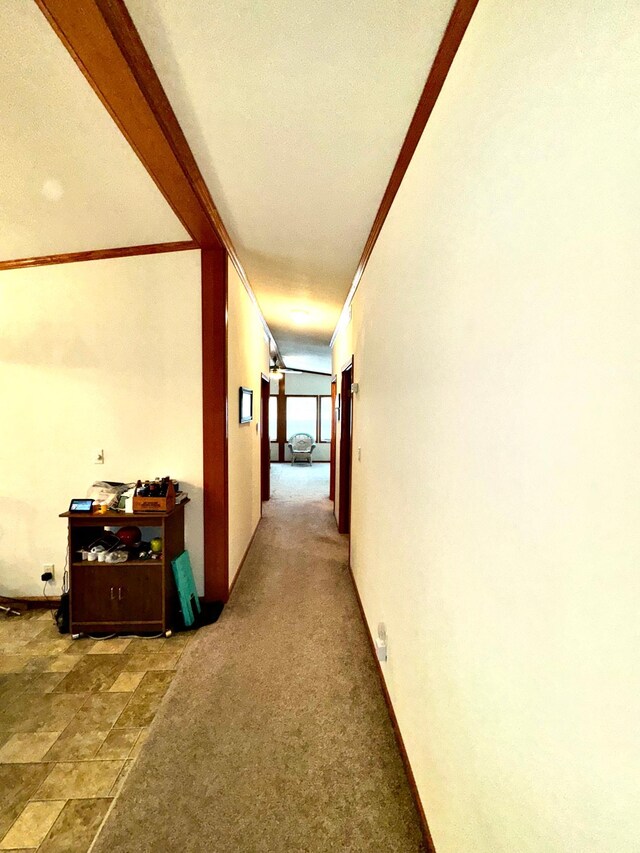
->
35, 0, 224, 248
34, 0, 281, 358
0, 240, 197, 272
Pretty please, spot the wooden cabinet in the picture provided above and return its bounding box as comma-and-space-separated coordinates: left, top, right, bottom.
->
60, 502, 188, 636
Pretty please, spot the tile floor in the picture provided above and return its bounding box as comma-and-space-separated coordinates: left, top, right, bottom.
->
0, 610, 193, 852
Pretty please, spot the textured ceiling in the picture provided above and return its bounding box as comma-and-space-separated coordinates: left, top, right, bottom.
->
0, 2, 188, 261
127, 0, 456, 369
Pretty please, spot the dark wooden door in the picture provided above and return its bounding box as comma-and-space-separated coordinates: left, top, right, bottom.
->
261, 374, 271, 502
338, 362, 353, 534
113, 566, 163, 622
72, 565, 163, 624
71, 567, 118, 623
329, 377, 337, 501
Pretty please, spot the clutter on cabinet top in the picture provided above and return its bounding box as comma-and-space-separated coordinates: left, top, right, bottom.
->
86, 481, 131, 511
132, 477, 175, 512
120, 477, 189, 513
83, 478, 188, 514
69, 498, 94, 513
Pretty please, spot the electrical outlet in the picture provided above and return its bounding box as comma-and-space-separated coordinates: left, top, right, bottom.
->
94, 448, 104, 464
42, 563, 55, 582
376, 622, 388, 662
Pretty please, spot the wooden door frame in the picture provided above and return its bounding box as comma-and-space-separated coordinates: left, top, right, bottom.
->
338, 358, 354, 535
201, 248, 229, 602
277, 374, 287, 461
329, 376, 337, 501
260, 373, 271, 504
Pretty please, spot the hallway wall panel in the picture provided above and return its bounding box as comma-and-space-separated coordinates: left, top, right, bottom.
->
227, 259, 270, 587
332, 1, 640, 850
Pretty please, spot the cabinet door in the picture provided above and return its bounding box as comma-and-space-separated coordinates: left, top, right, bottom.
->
110, 566, 163, 622
71, 567, 119, 623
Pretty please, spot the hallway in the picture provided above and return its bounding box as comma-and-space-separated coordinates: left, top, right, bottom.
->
92, 463, 425, 852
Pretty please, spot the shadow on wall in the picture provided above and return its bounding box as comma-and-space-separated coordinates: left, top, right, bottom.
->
175, 482, 204, 593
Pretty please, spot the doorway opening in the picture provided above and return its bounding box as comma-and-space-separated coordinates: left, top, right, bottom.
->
337, 360, 353, 535
261, 373, 271, 504
268, 375, 333, 472
329, 376, 337, 501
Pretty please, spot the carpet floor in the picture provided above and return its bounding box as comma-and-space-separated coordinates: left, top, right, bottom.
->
91, 464, 425, 852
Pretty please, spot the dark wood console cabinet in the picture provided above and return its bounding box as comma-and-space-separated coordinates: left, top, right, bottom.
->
60, 502, 189, 636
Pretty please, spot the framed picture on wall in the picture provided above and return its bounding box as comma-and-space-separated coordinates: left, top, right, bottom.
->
239, 387, 253, 423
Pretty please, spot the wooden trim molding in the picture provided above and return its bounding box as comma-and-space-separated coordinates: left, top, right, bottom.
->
201, 247, 229, 602
330, 0, 479, 347
260, 373, 271, 503
228, 519, 261, 600
0, 596, 61, 611
283, 368, 332, 378
337, 360, 353, 535
329, 376, 337, 501
0, 240, 197, 272
277, 374, 287, 463
347, 565, 437, 852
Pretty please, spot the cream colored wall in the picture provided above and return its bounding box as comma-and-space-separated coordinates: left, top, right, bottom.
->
0, 251, 204, 597
282, 373, 330, 396
227, 259, 270, 587
332, 2, 640, 851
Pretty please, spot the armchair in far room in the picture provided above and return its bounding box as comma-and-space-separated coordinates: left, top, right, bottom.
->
287, 433, 316, 465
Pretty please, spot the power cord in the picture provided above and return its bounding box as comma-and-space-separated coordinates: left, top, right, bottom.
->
48, 536, 70, 624
86, 624, 167, 641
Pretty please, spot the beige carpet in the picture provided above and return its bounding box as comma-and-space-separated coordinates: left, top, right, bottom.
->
91, 464, 425, 853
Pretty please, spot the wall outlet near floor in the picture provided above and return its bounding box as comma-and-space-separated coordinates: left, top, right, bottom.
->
41, 563, 55, 583
376, 622, 388, 662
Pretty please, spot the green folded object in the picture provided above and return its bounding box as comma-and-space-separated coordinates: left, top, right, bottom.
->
171, 550, 201, 628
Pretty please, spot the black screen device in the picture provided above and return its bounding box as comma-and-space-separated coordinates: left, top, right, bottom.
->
69, 498, 94, 513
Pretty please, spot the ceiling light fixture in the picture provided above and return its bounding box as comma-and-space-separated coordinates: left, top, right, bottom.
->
269, 362, 283, 381
269, 361, 331, 379
290, 309, 310, 325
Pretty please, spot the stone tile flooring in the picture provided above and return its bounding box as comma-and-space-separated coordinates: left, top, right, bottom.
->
0, 610, 193, 852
